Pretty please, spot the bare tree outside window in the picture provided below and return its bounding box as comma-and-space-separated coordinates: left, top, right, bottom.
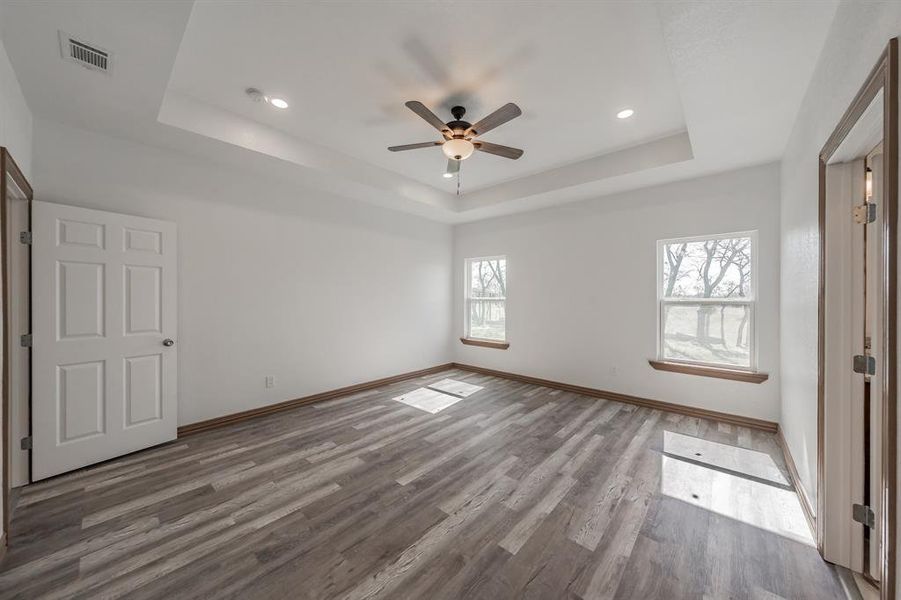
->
659, 234, 755, 369
466, 257, 506, 341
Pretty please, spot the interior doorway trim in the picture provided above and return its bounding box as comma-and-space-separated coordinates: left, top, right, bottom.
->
0, 147, 32, 555
818, 38, 899, 599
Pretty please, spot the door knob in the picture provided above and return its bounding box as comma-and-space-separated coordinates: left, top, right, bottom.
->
162, 338, 175, 347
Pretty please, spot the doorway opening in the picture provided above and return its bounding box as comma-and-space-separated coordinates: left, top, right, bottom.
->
818, 38, 898, 600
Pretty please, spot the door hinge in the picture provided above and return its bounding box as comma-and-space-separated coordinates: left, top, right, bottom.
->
853, 503, 876, 528
19, 231, 32, 244
20, 436, 32, 451
853, 354, 876, 376
853, 203, 877, 224
19, 333, 32, 347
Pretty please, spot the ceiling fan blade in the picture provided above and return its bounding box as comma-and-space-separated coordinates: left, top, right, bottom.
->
466, 103, 522, 136
387, 141, 443, 152
474, 141, 524, 160
405, 101, 451, 135
445, 159, 460, 175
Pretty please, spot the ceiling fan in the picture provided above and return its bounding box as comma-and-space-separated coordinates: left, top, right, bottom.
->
388, 101, 524, 178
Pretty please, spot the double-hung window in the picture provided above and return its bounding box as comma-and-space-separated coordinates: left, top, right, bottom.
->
464, 256, 506, 342
657, 232, 756, 370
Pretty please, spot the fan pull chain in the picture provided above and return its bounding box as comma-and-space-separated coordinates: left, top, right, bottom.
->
457, 167, 462, 196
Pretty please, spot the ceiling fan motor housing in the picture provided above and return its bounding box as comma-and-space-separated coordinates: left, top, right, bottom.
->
446, 121, 471, 135
447, 105, 471, 136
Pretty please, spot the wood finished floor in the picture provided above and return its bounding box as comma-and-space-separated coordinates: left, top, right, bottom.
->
1, 368, 844, 599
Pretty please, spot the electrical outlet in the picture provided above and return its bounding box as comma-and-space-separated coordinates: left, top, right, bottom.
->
265, 375, 275, 389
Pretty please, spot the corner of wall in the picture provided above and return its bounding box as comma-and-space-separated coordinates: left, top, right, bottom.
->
0, 17, 33, 179
776, 0, 901, 514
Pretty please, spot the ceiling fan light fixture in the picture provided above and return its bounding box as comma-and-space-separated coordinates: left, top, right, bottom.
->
442, 138, 475, 160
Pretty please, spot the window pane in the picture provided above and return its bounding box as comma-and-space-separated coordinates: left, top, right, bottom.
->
470, 258, 506, 298
469, 299, 505, 341
662, 302, 751, 368
661, 237, 752, 299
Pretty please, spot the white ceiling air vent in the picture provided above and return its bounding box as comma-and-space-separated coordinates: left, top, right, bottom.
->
59, 31, 111, 74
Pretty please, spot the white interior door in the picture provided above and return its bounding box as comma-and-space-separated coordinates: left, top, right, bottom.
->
865, 149, 884, 582
32, 201, 177, 481
823, 159, 866, 570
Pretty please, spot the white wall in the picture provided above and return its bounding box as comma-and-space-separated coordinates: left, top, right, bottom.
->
0, 6, 31, 177
454, 162, 781, 421
780, 0, 901, 510
32, 118, 453, 427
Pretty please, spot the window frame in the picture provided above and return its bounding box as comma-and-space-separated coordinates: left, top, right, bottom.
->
464, 255, 507, 344
655, 230, 759, 372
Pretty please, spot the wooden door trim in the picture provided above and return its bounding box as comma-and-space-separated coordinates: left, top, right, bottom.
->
817, 38, 898, 598
0, 148, 32, 553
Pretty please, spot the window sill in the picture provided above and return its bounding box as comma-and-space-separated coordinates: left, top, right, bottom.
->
460, 337, 510, 350
648, 360, 769, 384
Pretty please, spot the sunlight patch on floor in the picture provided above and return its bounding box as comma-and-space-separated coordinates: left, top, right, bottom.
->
664, 430, 788, 485
393, 387, 464, 414
428, 378, 484, 398
660, 453, 813, 546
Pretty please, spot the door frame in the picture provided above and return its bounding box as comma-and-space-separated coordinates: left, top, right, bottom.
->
0, 147, 32, 553
818, 38, 899, 599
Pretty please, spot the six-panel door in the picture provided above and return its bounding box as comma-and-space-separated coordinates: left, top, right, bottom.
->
32, 201, 177, 480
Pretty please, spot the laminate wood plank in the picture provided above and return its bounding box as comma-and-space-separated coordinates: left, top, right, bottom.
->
81, 484, 339, 600
306, 414, 448, 463
210, 443, 333, 490
439, 456, 520, 515
15, 442, 193, 507
198, 404, 389, 465
81, 461, 255, 528
78, 478, 289, 574
579, 450, 659, 599
499, 474, 578, 554
503, 417, 597, 512
15, 465, 149, 508
560, 433, 605, 477
423, 412, 486, 443
352, 408, 410, 430
568, 412, 661, 551
554, 401, 604, 438
1, 368, 844, 600
513, 401, 558, 427
0, 516, 158, 585
341, 476, 516, 600
396, 409, 525, 486
43, 516, 239, 600
84, 443, 241, 491
476, 403, 525, 428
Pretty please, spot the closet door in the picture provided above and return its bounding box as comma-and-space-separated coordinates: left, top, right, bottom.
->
32, 201, 177, 480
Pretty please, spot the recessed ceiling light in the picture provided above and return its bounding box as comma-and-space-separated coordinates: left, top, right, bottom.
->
443, 172, 454, 179
268, 97, 289, 109
617, 108, 635, 119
